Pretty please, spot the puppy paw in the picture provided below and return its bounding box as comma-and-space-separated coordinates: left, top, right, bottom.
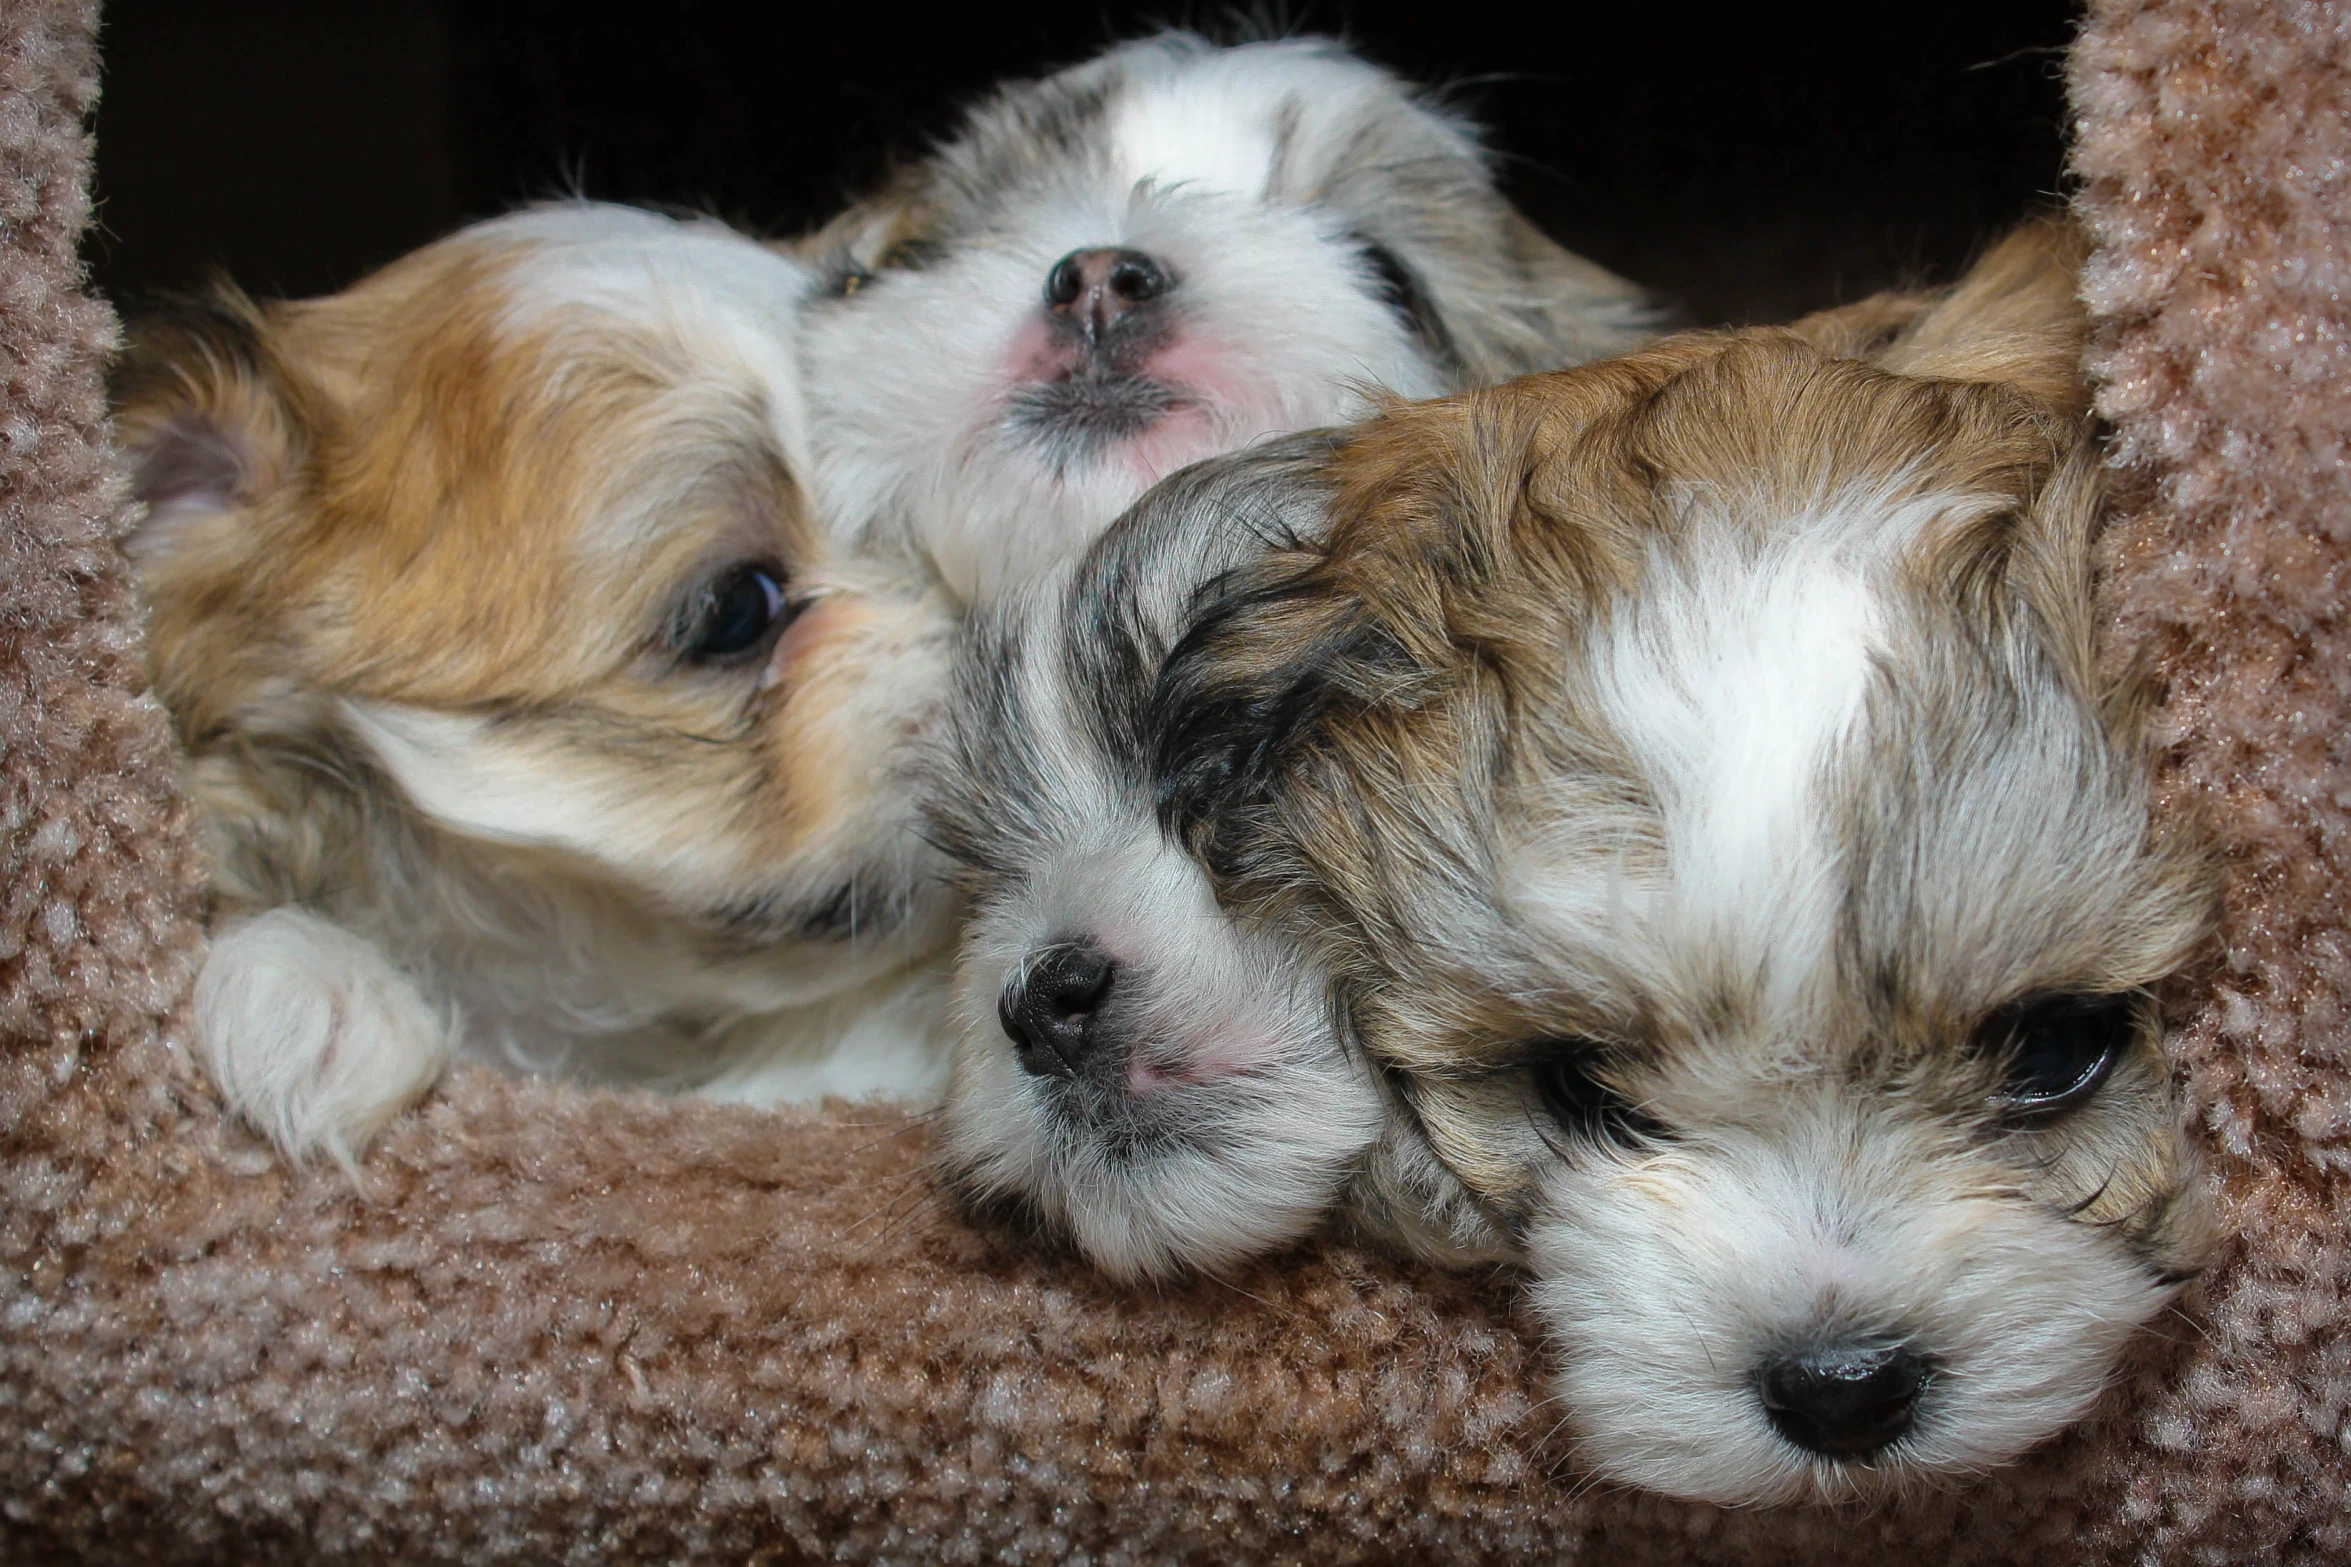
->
193, 908, 455, 1170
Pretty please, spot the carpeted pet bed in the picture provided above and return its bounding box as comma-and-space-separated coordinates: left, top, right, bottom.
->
1, 0, 2345, 1559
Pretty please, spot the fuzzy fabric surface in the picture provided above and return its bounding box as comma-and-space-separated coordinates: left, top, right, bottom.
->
1, 0, 2346, 1560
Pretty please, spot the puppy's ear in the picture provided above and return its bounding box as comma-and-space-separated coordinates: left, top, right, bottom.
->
112, 288, 307, 568
1875, 215, 2091, 415
787, 168, 937, 283
1153, 547, 1414, 878
1152, 394, 1534, 891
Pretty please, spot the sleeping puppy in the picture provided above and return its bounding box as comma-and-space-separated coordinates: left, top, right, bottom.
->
800, 29, 1654, 601
117, 203, 960, 1167
1155, 221, 2218, 1503
926, 435, 1372, 1280
924, 431, 1511, 1281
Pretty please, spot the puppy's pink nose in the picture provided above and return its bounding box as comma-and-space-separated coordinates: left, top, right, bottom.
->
1044, 247, 1171, 339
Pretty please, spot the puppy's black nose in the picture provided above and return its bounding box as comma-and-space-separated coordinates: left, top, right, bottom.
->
1755, 1340, 1934, 1459
1044, 247, 1171, 340
999, 943, 1116, 1079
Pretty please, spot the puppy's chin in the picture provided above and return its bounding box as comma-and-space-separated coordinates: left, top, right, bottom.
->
1523, 1105, 2189, 1507
936, 825, 1383, 1281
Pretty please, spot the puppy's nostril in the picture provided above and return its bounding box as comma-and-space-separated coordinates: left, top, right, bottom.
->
1043, 247, 1172, 328
998, 943, 1116, 1079
1044, 253, 1088, 309
1755, 1340, 1934, 1460
1107, 252, 1168, 303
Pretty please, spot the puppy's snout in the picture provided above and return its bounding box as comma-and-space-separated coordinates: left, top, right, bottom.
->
999, 943, 1116, 1079
1754, 1339, 1934, 1459
1044, 247, 1171, 340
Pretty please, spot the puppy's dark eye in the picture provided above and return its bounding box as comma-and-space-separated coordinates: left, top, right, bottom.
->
1976, 993, 2137, 1122
679, 563, 795, 663
1530, 1036, 1662, 1149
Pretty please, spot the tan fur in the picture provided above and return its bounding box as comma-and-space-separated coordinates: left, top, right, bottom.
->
115, 206, 960, 1155
1156, 219, 2219, 1499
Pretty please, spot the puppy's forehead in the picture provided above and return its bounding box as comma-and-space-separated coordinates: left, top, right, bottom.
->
474, 205, 816, 475
1481, 351, 2156, 1039
1102, 40, 1458, 200
948, 37, 1463, 211
273, 207, 821, 706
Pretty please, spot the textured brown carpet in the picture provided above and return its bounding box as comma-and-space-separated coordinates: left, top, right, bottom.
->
0, 1, 2344, 1560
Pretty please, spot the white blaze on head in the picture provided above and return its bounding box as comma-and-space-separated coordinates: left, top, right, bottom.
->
1516, 485, 1968, 1003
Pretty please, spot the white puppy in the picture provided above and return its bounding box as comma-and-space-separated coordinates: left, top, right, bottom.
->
801, 30, 1653, 600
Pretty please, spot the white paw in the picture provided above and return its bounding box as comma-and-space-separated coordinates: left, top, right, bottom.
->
194, 908, 455, 1169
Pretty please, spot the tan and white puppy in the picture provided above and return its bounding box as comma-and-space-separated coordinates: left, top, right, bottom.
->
118, 203, 961, 1166
800, 30, 1654, 601
1154, 223, 2218, 1503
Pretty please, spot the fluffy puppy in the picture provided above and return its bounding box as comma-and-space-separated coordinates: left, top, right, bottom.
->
800, 29, 1653, 600
922, 434, 1399, 1281
1156, 222, 2217, 1503
117, 203, 961, 1166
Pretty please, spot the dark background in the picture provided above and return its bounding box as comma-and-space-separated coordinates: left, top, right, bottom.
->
89, 1, 2082, 326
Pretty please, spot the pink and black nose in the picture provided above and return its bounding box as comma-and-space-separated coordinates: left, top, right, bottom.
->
1044, 247, 1172, 340
1755, 1339, 1935, 1460
1000, 942, 1116, 1079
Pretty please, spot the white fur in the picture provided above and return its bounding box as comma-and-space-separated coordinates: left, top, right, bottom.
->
1528, 1093, 2168, 1505
800, 32, 1632, 601
341, 703, 642, 865
943, 813, 1381, 1281
196, 909, 455, 1171
1513, 487, 1972, 995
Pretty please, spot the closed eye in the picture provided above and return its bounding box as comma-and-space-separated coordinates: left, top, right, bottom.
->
1526, 1035, 1664, 1149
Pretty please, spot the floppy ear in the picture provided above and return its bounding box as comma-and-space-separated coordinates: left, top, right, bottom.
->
782, 166, 937, 282
1875, 214, 2091, 414
1150, 395, 1520, 891
111, 288, 308, 569
1151, 543, 1392, 878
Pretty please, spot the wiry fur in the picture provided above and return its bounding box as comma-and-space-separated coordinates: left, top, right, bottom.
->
1153, 221, 2219, 1502
116, 203, 963, 1167
799, 30, 1654, 600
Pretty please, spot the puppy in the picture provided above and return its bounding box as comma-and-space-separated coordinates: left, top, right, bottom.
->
921, 435, 1382, 1280
117, 203, 961, 1166
1155, 222, 2218, 1503
800, 29, 1654, 601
